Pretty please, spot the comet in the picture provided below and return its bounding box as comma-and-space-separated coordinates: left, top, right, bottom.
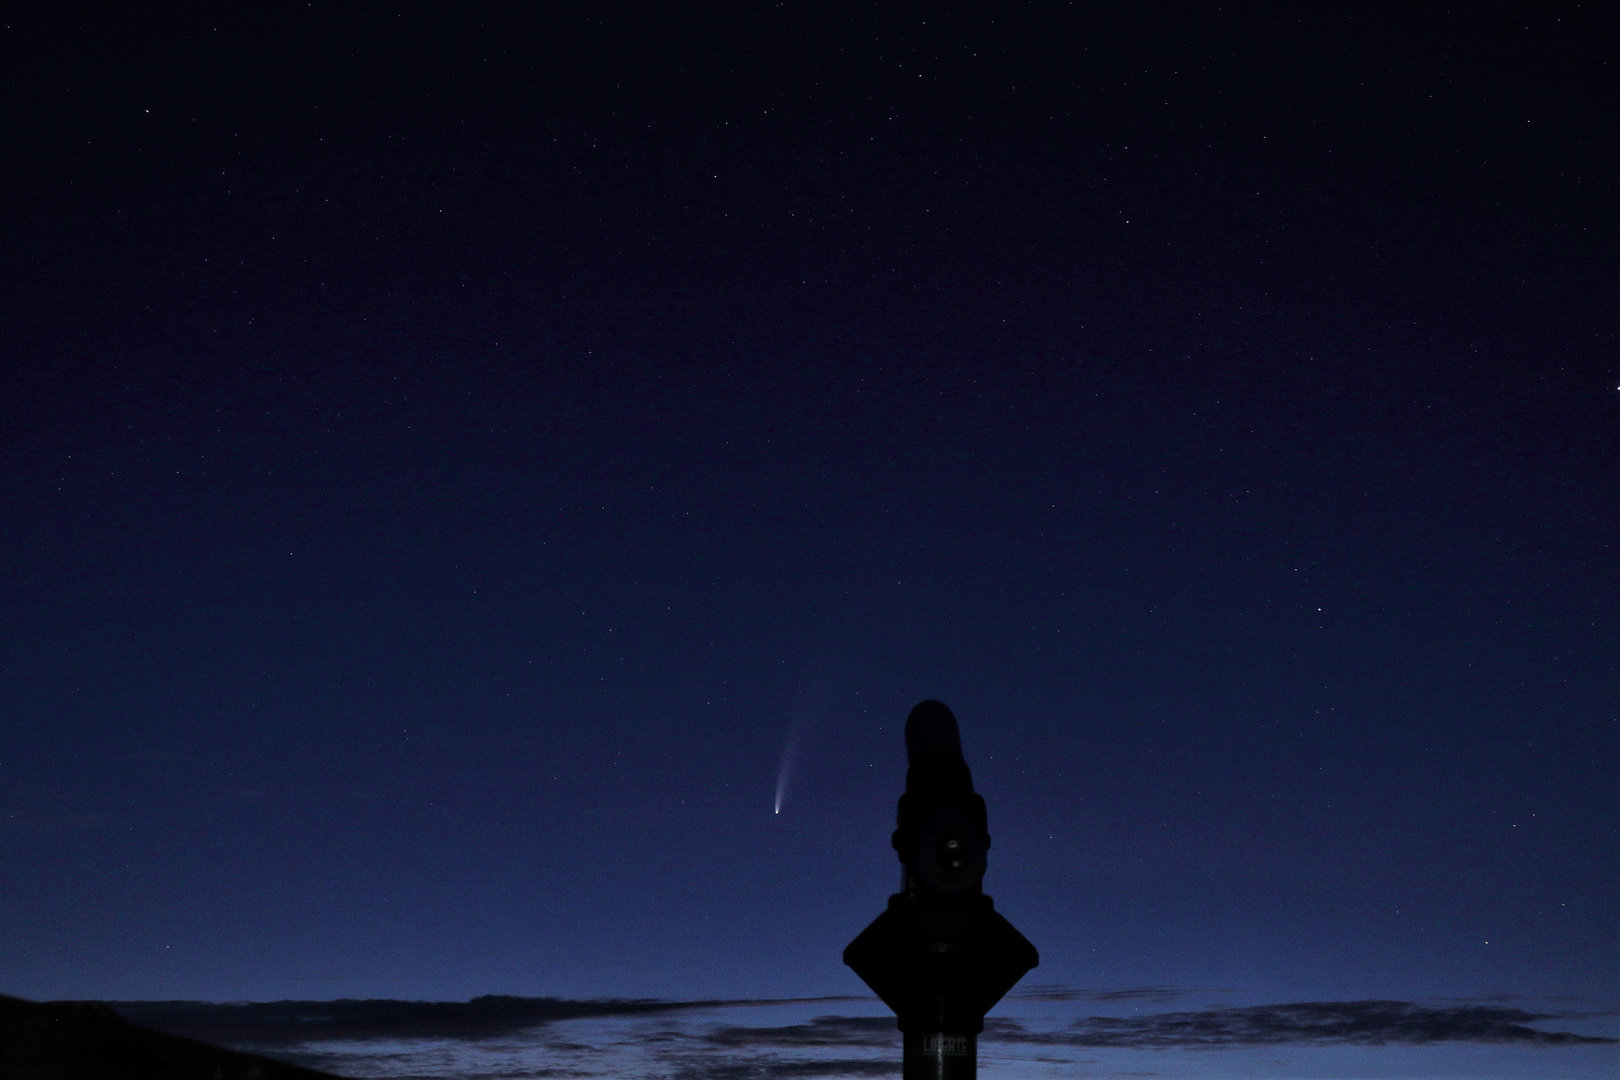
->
774, 714, 810, 815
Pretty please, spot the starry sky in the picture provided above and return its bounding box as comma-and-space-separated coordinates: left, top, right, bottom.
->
1, 1, 1615, 1041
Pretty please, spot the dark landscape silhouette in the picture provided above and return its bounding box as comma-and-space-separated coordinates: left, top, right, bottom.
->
0, 994, 341, 1080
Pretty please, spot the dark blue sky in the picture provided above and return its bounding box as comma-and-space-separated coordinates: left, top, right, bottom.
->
1, 4, 1614, 1011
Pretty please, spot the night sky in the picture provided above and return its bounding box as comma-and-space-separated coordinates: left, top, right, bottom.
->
2, 1, 1615, 1044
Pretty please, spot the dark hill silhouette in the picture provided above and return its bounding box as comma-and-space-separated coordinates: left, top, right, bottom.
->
0, 994, 345, 1080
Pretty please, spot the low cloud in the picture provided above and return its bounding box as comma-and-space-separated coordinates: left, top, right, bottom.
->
990, 1001, 1617, 1048
671, 1058, 897, 1080
705, 1017, 898, 1050
106, 993, 1614, 1077
112, 995, 754, 1045
110, 995, 863, 1048
1011, 984, 1213, 1004
691, 1002, 1612, 1054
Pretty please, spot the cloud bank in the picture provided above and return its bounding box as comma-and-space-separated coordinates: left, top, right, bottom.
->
698, 1002, 1613, 1052
111, 995, 791, 1045
999, 1000, 1616, 1048
100, 991, 1613, 1080
110, 994, 1614, 1051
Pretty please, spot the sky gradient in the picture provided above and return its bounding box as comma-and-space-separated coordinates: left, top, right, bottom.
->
1, 6, 1615, 1062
